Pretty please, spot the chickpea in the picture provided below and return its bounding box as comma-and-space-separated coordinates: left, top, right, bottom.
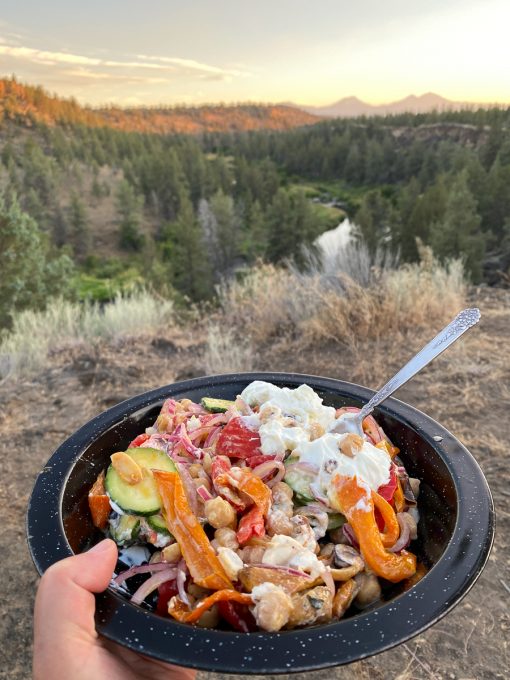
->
188, 463, 203, 479
214, 527, 239, 550
202, 452, 213, 475
161, 542, 182, 563
193, 477, 212, 492
266, 509, 293, 536
205, 497, 236, 529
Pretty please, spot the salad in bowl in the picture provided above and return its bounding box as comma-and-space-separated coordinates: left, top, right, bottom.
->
89, 380, 423, 632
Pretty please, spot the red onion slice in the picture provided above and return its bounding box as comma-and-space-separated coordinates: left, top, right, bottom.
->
389, 513, 413, 553
131, 568, 177, 605
321, 567, 336, 596
249, 563, 311, 578
285, 461, 319, 475
196, 484, 214, 502
310, 481, 329, 506
175, 461, 201, 517
342, 523, 359, 548
113, 561, 177, 586
204, 425, 222, 448
177, 559, 190, 606
251, 461, 285, 487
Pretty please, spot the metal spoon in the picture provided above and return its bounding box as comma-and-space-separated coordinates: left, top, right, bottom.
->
334, 308, 481, 436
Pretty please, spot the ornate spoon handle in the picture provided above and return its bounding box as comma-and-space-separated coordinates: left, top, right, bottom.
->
358, 308, 481, 421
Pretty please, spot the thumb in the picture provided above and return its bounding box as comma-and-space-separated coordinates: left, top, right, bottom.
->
34, 539, 118, 640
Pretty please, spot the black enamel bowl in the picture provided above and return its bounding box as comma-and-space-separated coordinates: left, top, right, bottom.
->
27, 373, 495, 674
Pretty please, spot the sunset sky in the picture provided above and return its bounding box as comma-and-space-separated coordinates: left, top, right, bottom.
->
1, 0, 509, 107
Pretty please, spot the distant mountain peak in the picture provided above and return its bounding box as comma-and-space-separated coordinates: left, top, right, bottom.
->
294, 93, 492, 118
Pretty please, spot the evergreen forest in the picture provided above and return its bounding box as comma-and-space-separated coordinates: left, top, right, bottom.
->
2, 78, 510, 329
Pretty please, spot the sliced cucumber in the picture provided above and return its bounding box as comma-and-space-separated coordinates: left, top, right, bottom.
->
110, 514, 141, 545
284, 458, 314, 502
327, 513, 346, 531
105, 447, 176, 516
201, 397, 235, 413
147, 514, 171, 536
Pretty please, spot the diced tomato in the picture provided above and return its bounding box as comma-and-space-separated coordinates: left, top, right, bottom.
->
156, 579, 179, 617
218, 599, 257, 632
129, 433, 151, 448
216, 417, 261, 459
377, 465, 398, 502
245, 454, 275, 469
236, 506, 265, 545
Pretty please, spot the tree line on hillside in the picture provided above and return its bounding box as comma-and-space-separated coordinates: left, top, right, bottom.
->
2, 104, 510, 328
204, 114, 510, 282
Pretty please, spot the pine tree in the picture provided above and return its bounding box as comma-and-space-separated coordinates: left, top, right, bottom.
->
430, 172, 485, 281
116, 180, 145, 251
160, 195, 212, 300
68, 193, 91, 260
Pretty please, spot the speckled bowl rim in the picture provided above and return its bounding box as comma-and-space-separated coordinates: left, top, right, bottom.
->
27, 372, 495, 674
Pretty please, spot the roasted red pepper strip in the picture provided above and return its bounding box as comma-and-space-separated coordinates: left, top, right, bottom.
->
218, 599, 257, 632
88, 470, 110, 529
377, 464, 398, 502
236, 506, 265, 545
216, 417, 261, 458
153, 470, 232, 591
168, 590, 253, 624
331, 474, 416, 583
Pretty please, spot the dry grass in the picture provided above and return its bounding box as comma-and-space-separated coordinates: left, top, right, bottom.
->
0, 292, 175, 381
203, 323, 254, 375
216, 254, 466, 351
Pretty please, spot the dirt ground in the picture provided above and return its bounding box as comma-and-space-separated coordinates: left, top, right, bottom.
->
0, 286, 508, 680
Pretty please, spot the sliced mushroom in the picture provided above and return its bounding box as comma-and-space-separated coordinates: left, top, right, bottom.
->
329, 545, 365, 581
287, 586, 333, 628
332, 578, 360, 618
354, 572, 382, 608
294, 507, 329, 540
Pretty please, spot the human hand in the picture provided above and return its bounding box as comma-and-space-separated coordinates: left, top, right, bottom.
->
33, 539, 196, 680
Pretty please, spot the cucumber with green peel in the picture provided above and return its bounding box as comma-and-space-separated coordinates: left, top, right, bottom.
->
109, 514, 141, 545
105, 447, 176, 516
147, 514, 171, 536
201, 397, 235, 413
284, 457, 314, 502
327, 513, 346, 531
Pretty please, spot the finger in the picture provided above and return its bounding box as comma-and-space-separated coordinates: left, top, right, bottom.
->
34, 539, 118, 640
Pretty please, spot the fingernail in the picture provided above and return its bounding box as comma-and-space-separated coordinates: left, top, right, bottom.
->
88, 539, 114, 555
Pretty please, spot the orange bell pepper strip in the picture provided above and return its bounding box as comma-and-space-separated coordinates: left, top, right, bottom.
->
153, 470, 232, 591
372, 491, 400, 547
330, 474, 416, 583
393, 477, 406, 513
217, 467, 272, 516
375, 439, 400, 459
168, 589, 253, 624
88, 470, 110, 529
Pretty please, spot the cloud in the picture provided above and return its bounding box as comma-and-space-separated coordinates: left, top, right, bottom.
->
136, 54, 248, 78
0, 40, 248, 81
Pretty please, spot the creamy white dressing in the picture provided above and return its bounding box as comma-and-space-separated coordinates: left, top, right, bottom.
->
262, 534, 325, 580
240, 381, 337, 456
295, 433, 391, 493
240, 380, 392, 500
